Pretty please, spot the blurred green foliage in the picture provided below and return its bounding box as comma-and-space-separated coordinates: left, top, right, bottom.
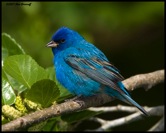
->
2, 2, 164, 69
2, 2, 164, 131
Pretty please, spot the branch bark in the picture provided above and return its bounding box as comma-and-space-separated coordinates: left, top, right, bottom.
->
2, 69, 164, 131
122, 70, 164, 91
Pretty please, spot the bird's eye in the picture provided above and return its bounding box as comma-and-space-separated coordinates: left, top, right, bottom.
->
60, 39, 65, 43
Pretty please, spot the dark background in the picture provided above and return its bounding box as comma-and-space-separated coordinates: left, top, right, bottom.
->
2, 2, 164, 131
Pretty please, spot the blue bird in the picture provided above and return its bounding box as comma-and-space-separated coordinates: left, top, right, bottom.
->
46, 27, 148, 116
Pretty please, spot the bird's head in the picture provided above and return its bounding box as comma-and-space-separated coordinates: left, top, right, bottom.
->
46, 27, 84, 54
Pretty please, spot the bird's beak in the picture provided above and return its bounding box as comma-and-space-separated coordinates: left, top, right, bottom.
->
46, 41, 59, 48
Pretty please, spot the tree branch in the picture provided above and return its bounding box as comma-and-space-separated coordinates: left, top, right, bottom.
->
2, 69, 164, 131
122, 70, 164, 91
89, 105, 148, 113
88, 106, 164, 131
148, 116, 164, 131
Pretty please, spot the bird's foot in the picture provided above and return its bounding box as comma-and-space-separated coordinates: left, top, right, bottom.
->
65, 95, 85, 107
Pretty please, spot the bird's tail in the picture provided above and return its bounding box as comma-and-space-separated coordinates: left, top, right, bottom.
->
105, 83, 148, 116
121, 93, 149, 116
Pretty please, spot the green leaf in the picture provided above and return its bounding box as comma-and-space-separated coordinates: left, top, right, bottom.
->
56, 81, 72, 102
28, 121, 47, 131
3, 61, 27, 95
5, 74, 27, 94
2, 77, 16, 105
42, 118, 58, 131
2, 33, 25, 61
45, 66, 56, 81
3, 67, 27, 94
3, 55, 48, 88
61, 110, 103, 124
26, 79, 60, 108
2, 33, 27, 94
42, 117, 68, 131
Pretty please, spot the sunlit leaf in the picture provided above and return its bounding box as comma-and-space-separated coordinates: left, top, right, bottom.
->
3, 55, 48, 88
2, 77, 16, 105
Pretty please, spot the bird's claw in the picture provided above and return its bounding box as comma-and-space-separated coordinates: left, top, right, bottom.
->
65, 95, 85, 107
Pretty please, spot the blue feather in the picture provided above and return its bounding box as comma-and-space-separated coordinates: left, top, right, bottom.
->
47, 27, 148, 116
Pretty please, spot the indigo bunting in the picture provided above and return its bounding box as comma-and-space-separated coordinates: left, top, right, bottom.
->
47, 27, 148, 115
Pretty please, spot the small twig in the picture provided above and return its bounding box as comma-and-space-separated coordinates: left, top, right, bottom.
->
2, 70, 164, 131
89, 117, 106, 125
89, 105, 142, 113
148, 117, 164, 131
88, 106, 164, 131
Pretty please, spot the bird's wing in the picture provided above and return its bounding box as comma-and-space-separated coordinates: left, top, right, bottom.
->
65, 54, 126, 94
